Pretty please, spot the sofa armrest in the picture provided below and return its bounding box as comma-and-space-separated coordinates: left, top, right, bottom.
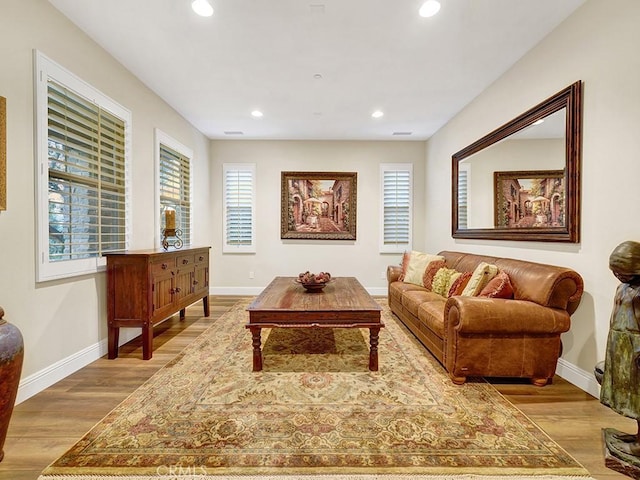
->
387, 265, 402, 283
444, 296, 571, 336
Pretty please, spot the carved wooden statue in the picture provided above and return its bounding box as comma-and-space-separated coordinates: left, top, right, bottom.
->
600, 240, 640, 478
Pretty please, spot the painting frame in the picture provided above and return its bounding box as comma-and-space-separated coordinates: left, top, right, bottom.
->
494, 169, 565, 229
281, 171, 357, 240
0, 96, 5, 211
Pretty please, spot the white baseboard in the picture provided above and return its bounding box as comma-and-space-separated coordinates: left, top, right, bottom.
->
556, 357, 600, 398
16, 328, 139, 405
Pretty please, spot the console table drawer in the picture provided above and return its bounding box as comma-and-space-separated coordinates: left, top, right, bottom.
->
177, 254, 195, 267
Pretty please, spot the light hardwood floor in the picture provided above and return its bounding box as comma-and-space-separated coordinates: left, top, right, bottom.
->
0, 295, 634, 480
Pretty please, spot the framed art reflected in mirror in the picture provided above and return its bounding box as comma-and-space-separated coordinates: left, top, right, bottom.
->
452, 81, 582, 243
494, 169, 565, 229
0, 96, 5, 211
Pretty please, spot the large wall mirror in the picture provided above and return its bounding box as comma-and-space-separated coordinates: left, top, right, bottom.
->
452, 81, 582, 242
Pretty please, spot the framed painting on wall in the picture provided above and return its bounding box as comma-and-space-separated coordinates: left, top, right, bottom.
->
281, 171, 357, 240
0, 96, 5, 211
494, 169, 565, 229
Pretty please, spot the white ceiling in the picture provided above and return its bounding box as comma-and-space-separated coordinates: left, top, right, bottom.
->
48, 0, 585, 141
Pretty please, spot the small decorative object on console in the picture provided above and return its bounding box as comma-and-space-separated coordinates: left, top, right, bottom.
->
161, 206, 183, 250
296, 271, 332, 292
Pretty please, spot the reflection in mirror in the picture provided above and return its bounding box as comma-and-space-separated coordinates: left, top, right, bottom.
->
452, 81, 582, 242
461, 109, 565, 229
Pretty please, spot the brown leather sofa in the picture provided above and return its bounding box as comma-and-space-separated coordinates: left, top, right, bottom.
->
387, 251, 584, 386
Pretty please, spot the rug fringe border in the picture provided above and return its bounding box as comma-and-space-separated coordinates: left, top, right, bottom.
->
36, 474, 597, 480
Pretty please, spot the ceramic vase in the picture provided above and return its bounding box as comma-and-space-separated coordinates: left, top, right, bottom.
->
0, 307, 24, 462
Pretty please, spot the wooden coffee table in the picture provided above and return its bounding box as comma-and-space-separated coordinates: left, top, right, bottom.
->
246, 276, 384, 371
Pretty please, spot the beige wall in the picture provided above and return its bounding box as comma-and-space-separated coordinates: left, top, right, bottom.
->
425, 0, 640, 393
0, 0, 212, 389
210, 140, 425, 294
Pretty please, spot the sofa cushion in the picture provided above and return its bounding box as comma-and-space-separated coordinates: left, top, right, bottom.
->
479, 271, 514, 299
461, 262, 499, 296
448, 271, 472, 297
402, 289, 443, 317
418, 298, 447, 337
432, 267, 460, 297
422, 260, 446, 290
403, 251, 445, 286
398, 251, 411, 281
389, 281, 426, 302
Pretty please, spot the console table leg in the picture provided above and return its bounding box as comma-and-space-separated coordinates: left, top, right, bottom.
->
203, 295, 210, 317
369, 327, 380, 371
108, 326, 119, 359
249, 327, 263, 371
179, 308, 186, 320
142, 324, 153, 360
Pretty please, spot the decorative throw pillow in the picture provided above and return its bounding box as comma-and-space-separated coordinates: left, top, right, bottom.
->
461, 262, 499, 296
479, 271, 514, 299
431, 267, 459, 297
422, 260, 446, 290
446, 271, 462, 295
448, 271, 472, 297
398, 251, 411, 281
402, 251, 445, 286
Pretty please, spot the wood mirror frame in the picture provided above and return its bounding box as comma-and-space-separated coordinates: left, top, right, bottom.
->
451, 81, 582, 242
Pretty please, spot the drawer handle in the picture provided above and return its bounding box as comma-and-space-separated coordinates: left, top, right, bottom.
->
182, 259, 189, 265
198, 256, 204, 261
161, 263, 168, 269
193, 280, 199, 285
170, 287, 182, 294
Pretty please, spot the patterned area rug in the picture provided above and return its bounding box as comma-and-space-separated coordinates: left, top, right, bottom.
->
39, 299, 592, 480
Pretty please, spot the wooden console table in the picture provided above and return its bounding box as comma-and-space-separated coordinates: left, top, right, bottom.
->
105, 246, 210, 360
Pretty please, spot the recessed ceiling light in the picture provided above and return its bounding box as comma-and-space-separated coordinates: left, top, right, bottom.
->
372, 110, 384, 119
313, 73, 323, 80
191, 0, 214, 17
419, 0, 441, 18
251, 110, 263, 118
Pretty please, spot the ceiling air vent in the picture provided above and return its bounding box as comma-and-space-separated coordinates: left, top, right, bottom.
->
224, 131, 244, 136
392, 132, 413, 136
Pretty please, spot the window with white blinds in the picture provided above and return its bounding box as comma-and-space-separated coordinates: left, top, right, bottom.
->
156, 131, 192, 246
35, 52, 131, 282
458, 166, 469, 229
380, 164, 412, 253
223, 164, 255, 253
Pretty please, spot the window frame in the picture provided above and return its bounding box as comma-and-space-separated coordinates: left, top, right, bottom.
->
379, 163, 413, 253
34, 51, 132, 282
457, 163, 470, 230
154, 129, 193, 248
222, 163, 256, 254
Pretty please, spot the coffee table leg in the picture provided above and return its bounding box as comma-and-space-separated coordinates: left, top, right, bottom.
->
369, 327, 380, 371
249, 326, 263, 371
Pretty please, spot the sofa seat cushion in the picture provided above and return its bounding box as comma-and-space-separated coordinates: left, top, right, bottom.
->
418, 298, 447, 338
389, 281, 426, 302
401, 289, 443, 317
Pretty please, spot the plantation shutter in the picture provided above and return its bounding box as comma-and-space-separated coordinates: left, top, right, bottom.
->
159, 144, 191, 245
223, 164, 255, 253
380, 164, 412, 253
458, 169, 468, 229
47, 79, 126, 262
